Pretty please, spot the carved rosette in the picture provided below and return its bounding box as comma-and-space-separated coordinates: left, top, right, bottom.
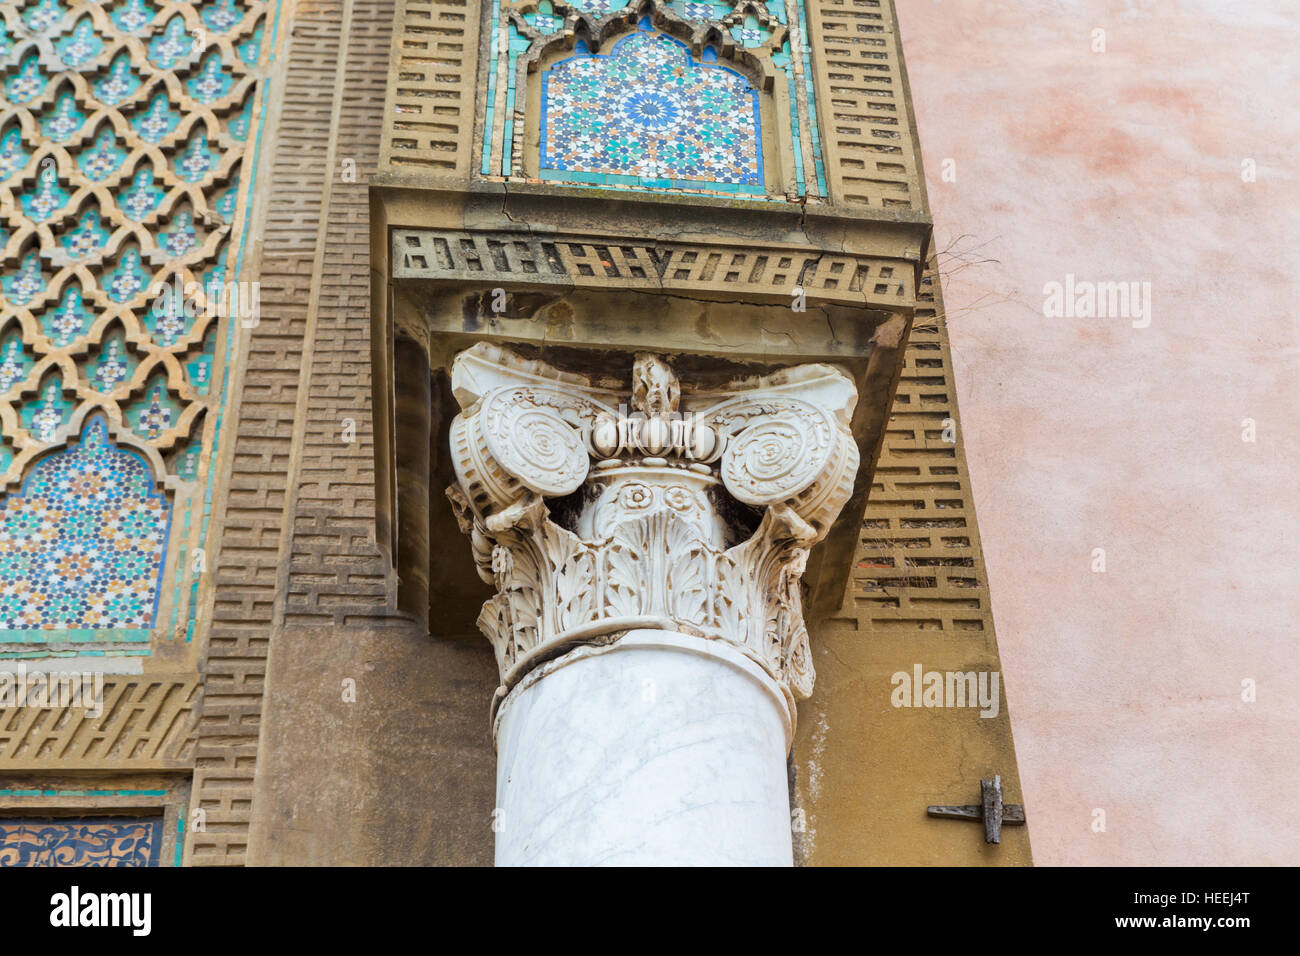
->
445, 343, 859, 719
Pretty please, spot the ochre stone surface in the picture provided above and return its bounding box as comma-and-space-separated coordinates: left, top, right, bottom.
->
248, 625, 497, 866
794, 260, 1030, 866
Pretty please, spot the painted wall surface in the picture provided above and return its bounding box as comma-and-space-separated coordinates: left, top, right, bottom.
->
894, 0, 1299, 865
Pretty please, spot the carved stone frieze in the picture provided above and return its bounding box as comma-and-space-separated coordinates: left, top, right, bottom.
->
445, 342, 859, 714
392, 228, 917, 311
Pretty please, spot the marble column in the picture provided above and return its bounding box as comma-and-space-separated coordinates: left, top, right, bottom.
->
445, 344, 860, 866
493, 629, 794, 865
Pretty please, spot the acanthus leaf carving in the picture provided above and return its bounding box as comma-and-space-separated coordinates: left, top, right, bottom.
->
603, 512, 650, 620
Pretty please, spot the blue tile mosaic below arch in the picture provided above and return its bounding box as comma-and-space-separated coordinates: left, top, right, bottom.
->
540, 24, 764, 194
0, 414, 170, 637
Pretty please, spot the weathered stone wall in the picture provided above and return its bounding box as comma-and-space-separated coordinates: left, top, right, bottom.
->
198, 0, 500, 866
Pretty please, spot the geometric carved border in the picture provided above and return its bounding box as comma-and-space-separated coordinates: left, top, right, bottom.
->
380, 0, 482, 176
0, 676, 197, 769
826, 258, 1001, 635
188, 0, 402, 865
807, 0, 922, 209
393, 227, 916, 309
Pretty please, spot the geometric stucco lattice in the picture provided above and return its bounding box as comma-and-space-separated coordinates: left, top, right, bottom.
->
1, 0, 269, 479
280, 2, 399, 632
380, 0, 482, 176
189, 0, 400, 865
822, 258, 998, 635
0, 675, 198, 769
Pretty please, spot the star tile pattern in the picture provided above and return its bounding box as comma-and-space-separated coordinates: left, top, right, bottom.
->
541, 30, 762, 191
0, 415, 169, 632
481, 1, 826, 198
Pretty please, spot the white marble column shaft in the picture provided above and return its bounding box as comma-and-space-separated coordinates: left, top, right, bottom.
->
492, 630, 795, 866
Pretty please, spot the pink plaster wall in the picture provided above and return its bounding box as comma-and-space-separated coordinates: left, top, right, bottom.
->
893, 0, 1300, 865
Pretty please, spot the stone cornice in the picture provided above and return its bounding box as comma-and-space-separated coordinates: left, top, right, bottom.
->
371, 177, 933, 292
392, 225, 916, 313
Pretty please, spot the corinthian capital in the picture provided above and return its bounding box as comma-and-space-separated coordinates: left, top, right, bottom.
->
445, 343, 860, 719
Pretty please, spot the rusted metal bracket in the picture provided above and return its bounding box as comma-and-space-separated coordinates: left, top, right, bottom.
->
927, 775, 1026, 844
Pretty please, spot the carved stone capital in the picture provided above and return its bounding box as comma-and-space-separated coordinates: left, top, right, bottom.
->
445, 343, 860, 719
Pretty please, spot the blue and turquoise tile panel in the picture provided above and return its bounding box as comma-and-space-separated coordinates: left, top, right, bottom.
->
0, 817, 163, 867
0, 0, 284, 650
484, 1, 826, 198
541, 26, 763, 192
0, 415, 170, 633
0, 788, 185, 867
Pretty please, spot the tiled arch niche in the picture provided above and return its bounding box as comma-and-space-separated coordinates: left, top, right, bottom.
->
480, 0, 827, 199
0, 0, 279, 653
